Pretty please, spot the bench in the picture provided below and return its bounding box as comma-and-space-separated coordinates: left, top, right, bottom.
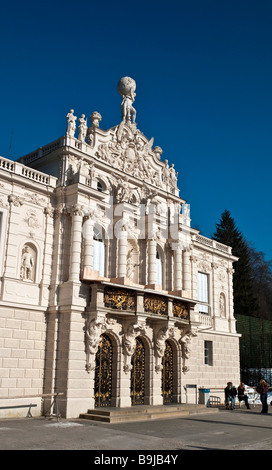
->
0, 393, 64, 421
0, 403, 37, 417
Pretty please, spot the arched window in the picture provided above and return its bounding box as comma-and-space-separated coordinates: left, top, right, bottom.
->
156, 249, 162, 286
93, 226, 105, 276
97, 180, 103, 192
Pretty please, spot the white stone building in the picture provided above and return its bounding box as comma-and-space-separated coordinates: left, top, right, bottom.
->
0, 77, 240, 418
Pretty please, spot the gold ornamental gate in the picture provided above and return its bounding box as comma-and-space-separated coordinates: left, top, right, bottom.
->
94, 334, 113, 407
162, 340, 174, 404
131, 337, 145, 405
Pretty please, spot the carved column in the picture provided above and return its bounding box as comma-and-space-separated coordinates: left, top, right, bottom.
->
69, 204, 83, 282
118, 228, 127, 278
172, 242, 182, 291
148, 238, 157, 285
83, 214, 94, 271
183, 249, 191, 293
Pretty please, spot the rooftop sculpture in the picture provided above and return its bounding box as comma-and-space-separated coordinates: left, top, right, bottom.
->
117, 76, 137, 124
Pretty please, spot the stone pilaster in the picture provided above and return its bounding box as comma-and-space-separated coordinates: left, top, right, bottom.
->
183, 249, 191, 294
147, 238, 157, 285
69, 204, 83, 282
118, 229, 127, 278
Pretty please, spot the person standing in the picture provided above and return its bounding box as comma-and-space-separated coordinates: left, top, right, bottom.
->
257, 379, 269, 414
225, 382, 237, 410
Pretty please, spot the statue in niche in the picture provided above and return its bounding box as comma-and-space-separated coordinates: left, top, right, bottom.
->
66, 109, 77, 137
219, 293, 226, 317
20, 245, 35, 281
117, 77, 137, 123
126, 248, 140, 280
78, 114, 87, 142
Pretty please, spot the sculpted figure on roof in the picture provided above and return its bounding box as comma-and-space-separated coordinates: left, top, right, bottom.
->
118, 76, 137, 123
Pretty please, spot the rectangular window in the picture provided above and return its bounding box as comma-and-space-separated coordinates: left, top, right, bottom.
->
204, 341, 213, 366
93, 239, 105, 277
197, 272, 209, 314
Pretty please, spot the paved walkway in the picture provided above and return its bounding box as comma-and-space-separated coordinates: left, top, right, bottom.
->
0, 405, 271, 451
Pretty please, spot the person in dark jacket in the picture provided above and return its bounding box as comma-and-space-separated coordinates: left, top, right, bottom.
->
257, 379, 269, 414
238, 382, 250, 409
225, 382, 237, 410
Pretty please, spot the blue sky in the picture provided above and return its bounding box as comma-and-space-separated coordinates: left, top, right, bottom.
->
1, 0, 272, 261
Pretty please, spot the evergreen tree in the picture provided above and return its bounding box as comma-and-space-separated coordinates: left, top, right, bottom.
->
212, 210, 257, 317
248, 245, 272, 321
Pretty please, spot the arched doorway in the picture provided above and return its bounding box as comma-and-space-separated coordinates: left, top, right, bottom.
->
162, 340, 174, 404
131, 337, 145, 405
94, 334, 113, 407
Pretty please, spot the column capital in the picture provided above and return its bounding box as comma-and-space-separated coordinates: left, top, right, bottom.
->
8, 194, 24, 207
68, 203, 84, 217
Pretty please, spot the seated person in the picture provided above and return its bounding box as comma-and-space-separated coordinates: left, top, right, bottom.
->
238, 382, 250, 409
225, 382, 237, 410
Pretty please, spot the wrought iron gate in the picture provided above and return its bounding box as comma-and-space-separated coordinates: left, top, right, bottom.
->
162, 340, 173, 404
94, 334, 113, 407
131, 337, 145, 405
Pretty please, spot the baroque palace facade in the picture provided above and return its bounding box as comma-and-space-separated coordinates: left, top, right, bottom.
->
0, 77, 240, 418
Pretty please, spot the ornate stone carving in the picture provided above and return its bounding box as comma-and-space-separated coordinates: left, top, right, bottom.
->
8, 194, 24, 206
123, 321, 146, 373
219, 292, 226, 317
197, 254, 211, 272
66, 109, 77, 137
180, 327, 198, 373
112, 175, 137, 203
44, 206, 55, 218
23, 209, 41, 230
24, 192, 46, 206
20, 245, 35, 281
85, 318, 106, 373
93, 122, 177, 191
68, 204, 84, 217
84, 316, 118, 373
126, 248, 140, 280
155, 327, 168, 373
90, 111, 102, 128
118, 77, 137, 123
78, 114, 87, 142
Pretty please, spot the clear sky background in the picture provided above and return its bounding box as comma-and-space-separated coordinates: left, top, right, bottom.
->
1, 0, 271, 261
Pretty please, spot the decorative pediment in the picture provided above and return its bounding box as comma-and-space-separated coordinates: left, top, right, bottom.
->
94, 121, 178, 193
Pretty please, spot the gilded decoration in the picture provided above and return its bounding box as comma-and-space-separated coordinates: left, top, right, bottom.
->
144, 294, 168, 316
173, 300, 189, 320
104, 287, 136, 311
162, 340, 174, 404
94, 334, 113, 407
131, 337, 145, 405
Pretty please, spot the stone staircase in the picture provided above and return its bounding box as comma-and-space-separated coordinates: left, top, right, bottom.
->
79, 403, 219, 424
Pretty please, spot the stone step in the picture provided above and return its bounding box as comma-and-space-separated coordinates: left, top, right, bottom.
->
79, 404, 219, 423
